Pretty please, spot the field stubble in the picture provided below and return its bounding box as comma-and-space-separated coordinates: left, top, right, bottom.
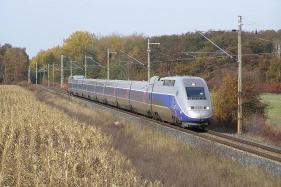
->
0, 85, 158, 186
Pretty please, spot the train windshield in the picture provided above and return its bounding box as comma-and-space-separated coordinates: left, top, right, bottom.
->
186, 87, 206, 100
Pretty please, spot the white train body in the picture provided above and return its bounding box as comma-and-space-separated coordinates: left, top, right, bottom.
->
68, 75, 212, 129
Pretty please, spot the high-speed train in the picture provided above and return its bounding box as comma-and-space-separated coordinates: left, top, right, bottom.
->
68, 75, 212, 130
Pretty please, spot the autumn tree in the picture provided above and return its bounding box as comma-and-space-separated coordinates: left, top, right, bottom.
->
62, 31, 97, 62
266, 58, 281, 83
212, 70, 268, 132
0, 44, 29, 84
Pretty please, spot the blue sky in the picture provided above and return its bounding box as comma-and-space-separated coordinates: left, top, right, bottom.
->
1, 0, 280, 59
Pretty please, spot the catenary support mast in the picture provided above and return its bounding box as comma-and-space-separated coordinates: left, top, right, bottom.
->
237, 16, 243, 135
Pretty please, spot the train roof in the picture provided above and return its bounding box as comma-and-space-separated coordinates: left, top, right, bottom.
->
149, 75, 203, 83
69, 75, 204, 83
69, 75, 84, 80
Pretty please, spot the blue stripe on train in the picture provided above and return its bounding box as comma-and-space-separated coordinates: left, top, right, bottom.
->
152, 92, 211, 123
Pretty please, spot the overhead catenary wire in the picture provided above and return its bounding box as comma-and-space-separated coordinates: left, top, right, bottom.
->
86, 56, 105, 68
195, 29, 237, 62
242, 17, 258, 27
119, 50, 144, 65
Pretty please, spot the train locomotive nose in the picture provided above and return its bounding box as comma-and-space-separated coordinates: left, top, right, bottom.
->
187, 108, 212, 120
199, 110, 212, 119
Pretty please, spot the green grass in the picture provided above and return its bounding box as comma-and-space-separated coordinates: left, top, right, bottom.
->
260, 94, 281, 126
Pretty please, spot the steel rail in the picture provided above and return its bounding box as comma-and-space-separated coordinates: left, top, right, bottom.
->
41, 86, 281, 163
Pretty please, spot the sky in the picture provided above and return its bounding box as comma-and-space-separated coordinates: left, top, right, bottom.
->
1, 0, 280, 59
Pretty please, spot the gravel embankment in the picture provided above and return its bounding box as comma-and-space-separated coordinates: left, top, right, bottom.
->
75, 96, 281, 175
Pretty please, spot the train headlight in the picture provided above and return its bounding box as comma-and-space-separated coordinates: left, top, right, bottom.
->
204, 106, 210, 110
187, 106, 194, 110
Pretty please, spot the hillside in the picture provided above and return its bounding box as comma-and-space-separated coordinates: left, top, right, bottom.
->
1, 30, 280, 89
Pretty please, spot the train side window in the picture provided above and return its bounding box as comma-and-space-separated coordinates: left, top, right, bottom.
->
163, 80, 175, 86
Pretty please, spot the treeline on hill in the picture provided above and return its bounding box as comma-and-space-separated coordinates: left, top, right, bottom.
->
28, 30, 281, 92
1, 30, 280, 132
1, 30, 280, 91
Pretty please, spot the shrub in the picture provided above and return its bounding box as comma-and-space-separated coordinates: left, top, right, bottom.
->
211, 71, 268, 132
260, 83, 281, 93
245, 114, 281, 146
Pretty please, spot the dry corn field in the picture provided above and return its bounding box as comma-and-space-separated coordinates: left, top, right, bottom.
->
0, 85, 160, 186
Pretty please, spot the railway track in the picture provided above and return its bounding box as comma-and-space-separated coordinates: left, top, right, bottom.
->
41, 86, 281, 165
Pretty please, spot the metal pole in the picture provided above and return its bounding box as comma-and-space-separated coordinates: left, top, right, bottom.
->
107, 48, 110, 80
71, 60, 72, 76
107, 49, 116, 80
53, 62, 54, 87
48, 64, 50, 87
61, 55, 64, 89
85, 55, 87, 78
237, 16, 243, 135
147, 39, 151, 81
28, 65, 30, 83
69, 60, 76, 76
147, 39, 160, 81
36, 63, 37, 85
